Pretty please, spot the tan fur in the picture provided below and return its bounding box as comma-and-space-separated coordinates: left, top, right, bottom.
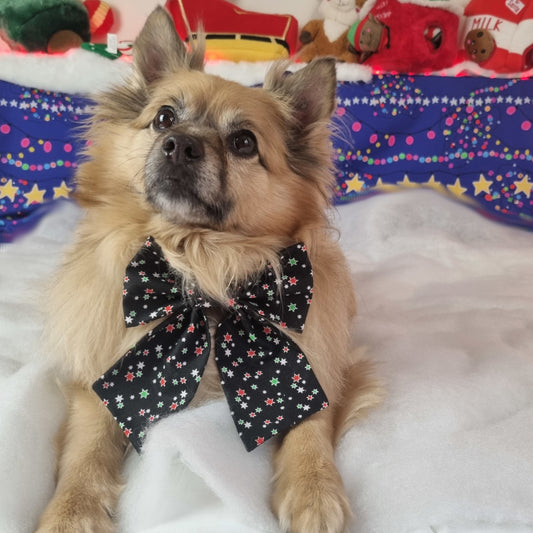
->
36, 7, 382, 533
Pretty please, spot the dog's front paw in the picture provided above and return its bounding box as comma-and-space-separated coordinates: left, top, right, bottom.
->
36, 493, 116, 533
271, 460, 351, 533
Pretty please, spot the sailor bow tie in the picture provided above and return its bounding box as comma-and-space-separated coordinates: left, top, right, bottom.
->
93, 237, 328, 452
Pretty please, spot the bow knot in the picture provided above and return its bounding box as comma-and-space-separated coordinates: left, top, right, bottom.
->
93, 237, 328, 452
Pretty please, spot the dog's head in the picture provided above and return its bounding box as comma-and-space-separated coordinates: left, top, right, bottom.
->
76, 7, 337, 242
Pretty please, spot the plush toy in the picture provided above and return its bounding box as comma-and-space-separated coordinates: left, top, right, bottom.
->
298, 0, 360, 63
461, 0, 533, 72
0, 0, 90, 53
165, 0, 299, 61
347, 0, 460, 72
83, 0, 114, 39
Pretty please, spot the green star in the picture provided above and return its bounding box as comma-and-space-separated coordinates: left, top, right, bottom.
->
270, 377, 280, 386
288, 303, 297, 312
288, 258, 298, 266
139, 389, 149, 399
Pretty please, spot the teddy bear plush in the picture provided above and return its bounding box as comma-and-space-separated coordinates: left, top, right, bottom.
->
298, 0, 361, 63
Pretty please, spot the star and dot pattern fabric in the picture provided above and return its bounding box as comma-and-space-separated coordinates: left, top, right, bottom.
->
93, 237, 328, 452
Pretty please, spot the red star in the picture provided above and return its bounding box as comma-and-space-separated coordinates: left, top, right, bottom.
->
145, 288, 154, 294
228, 298, 236, 307
289, 277, 297, 285
125, 372, 134, 382
103, 399, 109, 406
124, 276, 129, 283
188, 324, 195, 333
195, 347, 203, 356
255, 436, 264, 446
139, 409, 146, 416
180, 377, 187, 384
124, 428, 131, 437
247, 349, 256, 358
237, 388, 246, 397
322, 402, 329, 409
292, 374, 301, 382
170, 402, 178, 411
160, 378, 166, 387
263, 326, 272, 334
166, 324, 175, 333
164, 305, 172, 314
280, 322, 287, 329
103, 382, 110, 389
265, 398, 274, 406
224, 333, 232, 342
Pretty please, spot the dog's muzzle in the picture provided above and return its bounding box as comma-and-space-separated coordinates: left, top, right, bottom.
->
162, 134, 205, 165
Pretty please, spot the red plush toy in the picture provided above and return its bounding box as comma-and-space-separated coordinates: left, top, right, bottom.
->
461, 0, 533, 72
347, 0, 460, 73
165, 0, 299, 61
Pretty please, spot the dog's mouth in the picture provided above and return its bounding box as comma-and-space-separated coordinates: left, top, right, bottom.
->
144, 131, 233, 227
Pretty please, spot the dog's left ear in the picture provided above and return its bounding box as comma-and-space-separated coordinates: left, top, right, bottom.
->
133, 7, 203, 84
265, 58, 337, 129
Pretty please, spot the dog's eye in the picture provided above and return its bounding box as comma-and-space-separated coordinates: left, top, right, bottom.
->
229, 130, 258, 157
153, 106, 176, 130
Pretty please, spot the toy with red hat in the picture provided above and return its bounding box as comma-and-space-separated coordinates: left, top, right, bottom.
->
347, 0, 460, 72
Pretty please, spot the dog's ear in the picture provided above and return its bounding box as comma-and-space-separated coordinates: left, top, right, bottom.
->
265, 58, 337, 129
133, 7, 203, 84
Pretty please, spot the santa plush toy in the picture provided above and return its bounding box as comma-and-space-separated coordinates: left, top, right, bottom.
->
461, 0, 533, 72
347, 0, 460, 72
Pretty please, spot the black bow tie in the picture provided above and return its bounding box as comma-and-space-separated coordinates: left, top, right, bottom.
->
93, 237, 328, 452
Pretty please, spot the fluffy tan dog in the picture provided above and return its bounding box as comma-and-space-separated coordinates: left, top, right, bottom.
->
36, 7, 381, 533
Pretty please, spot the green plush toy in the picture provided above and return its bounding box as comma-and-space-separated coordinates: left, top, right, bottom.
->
0, 0, 90, 53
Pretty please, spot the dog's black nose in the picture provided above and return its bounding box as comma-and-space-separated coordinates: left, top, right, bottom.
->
162, 134, 204, 163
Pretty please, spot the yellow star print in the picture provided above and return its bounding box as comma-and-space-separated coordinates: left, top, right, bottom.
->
344, 174, 365, 193
447, 178, 467, 197
397, 175, 417, 188
53, 180, 73, 199
424, 175, 446, 193
473, 174, 493, 196
0, 179, 18, 202
24, 184, 46, 204
514, 176, 532, 198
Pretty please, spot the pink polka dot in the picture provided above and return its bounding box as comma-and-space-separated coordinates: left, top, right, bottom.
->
370, 133, 378, 144
63, 143, 72, 153
43, 141, 52, 153
506, 106, 516, 115
388, 135, 396, 147
427, 130, 436, 140
352, 121, 362, 132
406, 136, 414, 145
0, 124, 10, 134
20, 138, 30, 148
445, 117, 453, 126
521, 120, 531, 131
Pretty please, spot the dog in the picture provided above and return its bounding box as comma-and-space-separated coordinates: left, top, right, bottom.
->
36, 7, 381, 533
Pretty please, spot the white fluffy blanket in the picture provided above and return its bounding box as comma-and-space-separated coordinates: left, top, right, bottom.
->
1, 51, 533, 533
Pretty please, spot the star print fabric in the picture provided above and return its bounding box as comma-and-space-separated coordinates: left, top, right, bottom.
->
93, 237, 328, 452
